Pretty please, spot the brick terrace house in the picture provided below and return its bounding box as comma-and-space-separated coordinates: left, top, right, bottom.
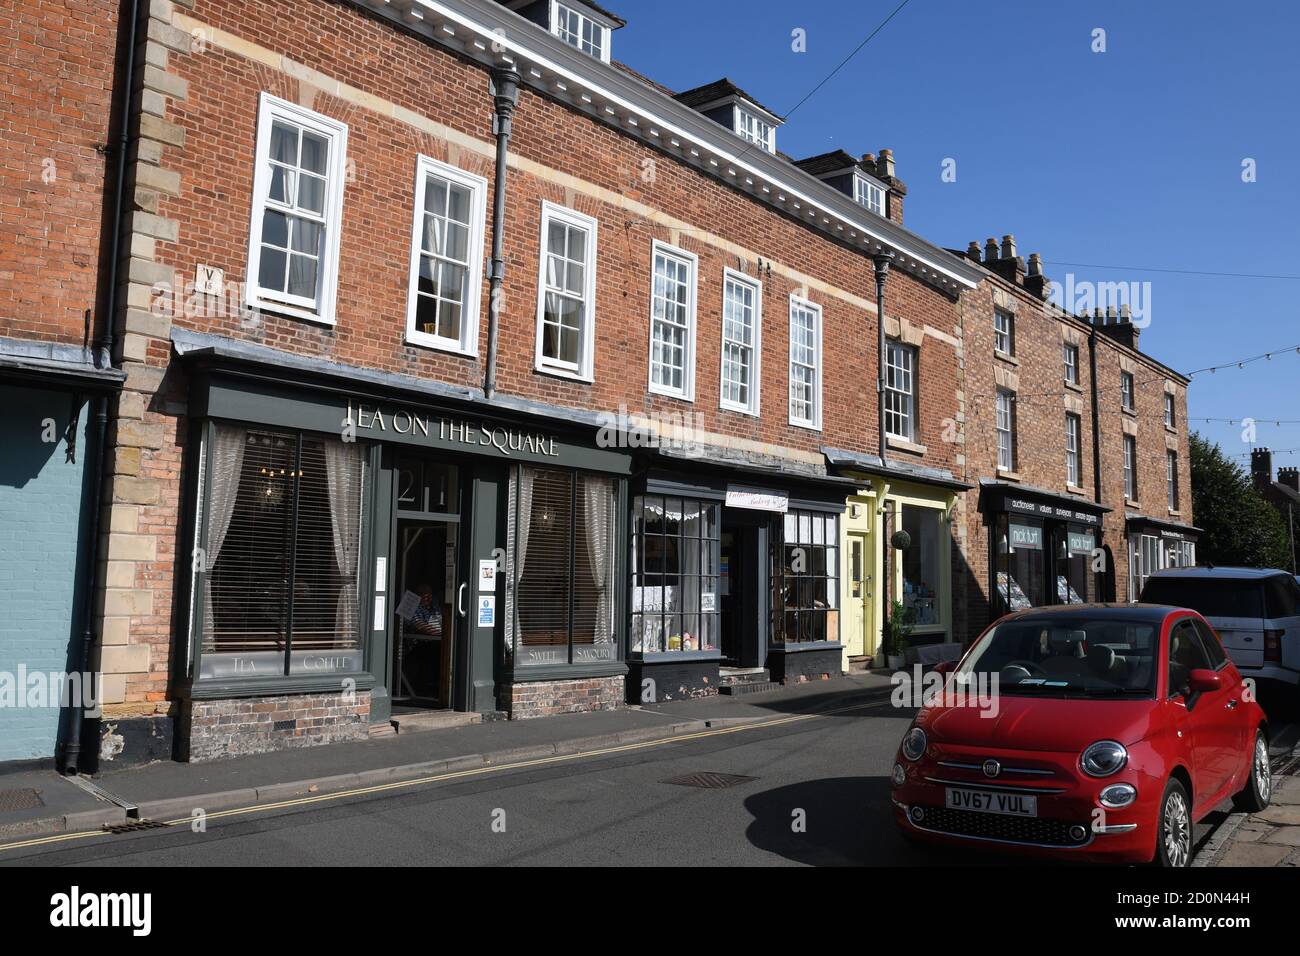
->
0, 0, 127, 766
950, 235, 1196, 637
0, 0, 1198, 769
43, 0, 991, 764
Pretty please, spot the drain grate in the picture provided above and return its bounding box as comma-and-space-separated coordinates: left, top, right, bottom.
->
102, 819, 169, 835
661, 772, 756, 790
0, 788, 43, 812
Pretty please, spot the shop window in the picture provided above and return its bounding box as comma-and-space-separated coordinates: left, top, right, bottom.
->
1059, 527, 1097, 604
245, 94, 347, 324
995, 515, 1045, 612
405, 156, 487, 354
900, 505, 942, 627
195, 425, 365, 679
536, 202, 598, 379
630, 496, 720, 654
771, 511, 839, 644
508, 466, 617, 666
1129, 532, 1163, 601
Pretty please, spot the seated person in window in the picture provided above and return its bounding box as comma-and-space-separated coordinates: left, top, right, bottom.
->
408, 582, 443, 638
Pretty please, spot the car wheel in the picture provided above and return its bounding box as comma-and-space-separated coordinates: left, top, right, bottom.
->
1153, 778, 1193, 868
1232, 730, 1272, 813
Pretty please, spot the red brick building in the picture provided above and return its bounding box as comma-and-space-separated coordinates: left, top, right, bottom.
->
951, 236, 1195, 640
0, 0, 1197, 768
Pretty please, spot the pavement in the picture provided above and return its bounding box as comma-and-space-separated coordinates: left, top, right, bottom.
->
0, 673, 896, 842
1202, 755, 1300, 868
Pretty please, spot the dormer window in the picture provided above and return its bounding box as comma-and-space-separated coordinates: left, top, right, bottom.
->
550, 0, 612, 62
735, 106, 776, 153
853, 174, 886, 216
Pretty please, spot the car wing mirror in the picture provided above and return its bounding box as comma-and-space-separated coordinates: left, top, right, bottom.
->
933, 660, 956, 676
1187, 669, 1221, 695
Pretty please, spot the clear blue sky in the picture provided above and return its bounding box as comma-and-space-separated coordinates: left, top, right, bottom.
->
613, 0, 1300, 472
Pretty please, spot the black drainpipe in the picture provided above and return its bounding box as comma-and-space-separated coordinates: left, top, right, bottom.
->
872, 251, 894, 663
1086, 321, 1109, 600
61, 0, 139, 774
483, 67, 520, 400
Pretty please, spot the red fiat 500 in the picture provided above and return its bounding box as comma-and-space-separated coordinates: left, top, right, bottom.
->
891, 605, 1271, 866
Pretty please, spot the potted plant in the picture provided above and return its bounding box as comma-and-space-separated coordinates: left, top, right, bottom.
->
887, 600, 915, 670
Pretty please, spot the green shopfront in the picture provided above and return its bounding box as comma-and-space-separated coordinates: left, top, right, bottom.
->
176, 349, 631, 760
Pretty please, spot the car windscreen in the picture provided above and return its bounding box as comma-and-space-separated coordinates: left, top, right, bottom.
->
956, 618, 1159, 697
1140, 577, 1264, 619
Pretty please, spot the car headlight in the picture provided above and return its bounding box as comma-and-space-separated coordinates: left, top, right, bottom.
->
1099, 783, 1137, 808
901, 727, 927, 762
1080, 740, 1128, 777
891, 763, 906, 786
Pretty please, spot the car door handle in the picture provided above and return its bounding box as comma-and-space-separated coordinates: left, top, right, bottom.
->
1226, 699, 1239, 710
457, 582, 467, 618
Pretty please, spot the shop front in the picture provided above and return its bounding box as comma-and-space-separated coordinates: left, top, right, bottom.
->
825, 451, 967, 667
980, 481, 1110, 619
174, 339, 630, 760
625, 458, 856, 701
1126, 515, 1200, 601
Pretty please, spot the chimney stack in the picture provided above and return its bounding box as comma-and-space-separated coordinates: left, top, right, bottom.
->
966, 240, 981, 262
1089, 303, 1142, 351
871, 149, 906, 224
1279, 466, 1300, 493
1000, 234, 1016, 261
984, 237, 999, 263
1252, 448, 1274, 493
1024, 252, 1051, 300
876, 148, 895, 179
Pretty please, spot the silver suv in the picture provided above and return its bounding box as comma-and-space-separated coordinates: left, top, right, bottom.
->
1140, 567, 1300, 696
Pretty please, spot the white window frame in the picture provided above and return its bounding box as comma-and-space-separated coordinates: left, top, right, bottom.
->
647, 240, 698, 401
719, 268, 762, 416
996, 389, 1016, 471
1120, 371, 1135, 411
1063, 342, 1079, 385
853, 174, 886, 216
734, 105, 776, 153
787, 294, 823, 430
404, 155, 487, 356
1066, 413, 1081, 487
884, 339, 916, 441
1123, 434, 1138, 500
244, 93, 348, 325
534, 201, 598, 381
1164, 391, 1176, 427
550, 0, 611, 62
994, 307, 1015, 356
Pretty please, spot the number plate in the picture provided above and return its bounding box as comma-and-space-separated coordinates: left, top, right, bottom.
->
945, 787, 1038, 817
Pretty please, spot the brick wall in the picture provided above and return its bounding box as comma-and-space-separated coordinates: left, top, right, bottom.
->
92, 0, 968, 708
178, 689, 370, 762
509, 676, 624, 719
0, 0, 121, 346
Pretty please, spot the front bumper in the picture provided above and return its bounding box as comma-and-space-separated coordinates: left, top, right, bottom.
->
891, 748, 1159, 864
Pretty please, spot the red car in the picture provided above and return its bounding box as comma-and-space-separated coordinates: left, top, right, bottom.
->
891, 604, 1272, 866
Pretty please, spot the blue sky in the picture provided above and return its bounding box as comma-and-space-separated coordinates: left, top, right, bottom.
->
613, 0, 1300, 472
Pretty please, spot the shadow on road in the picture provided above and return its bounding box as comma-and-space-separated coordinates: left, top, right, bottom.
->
741, 774, 1012, 867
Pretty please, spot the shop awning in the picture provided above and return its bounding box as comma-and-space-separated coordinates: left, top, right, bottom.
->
821, 446, 973, 492
1125, 512, 1202, 538
978, 479, 1110, 527
0, 336, 125, 392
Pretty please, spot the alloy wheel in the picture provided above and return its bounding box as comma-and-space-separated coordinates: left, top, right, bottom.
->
1163, 789, 1190, 868
1255, 736, 1272, 803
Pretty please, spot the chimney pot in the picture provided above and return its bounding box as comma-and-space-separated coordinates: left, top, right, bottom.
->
876, 148, 895, 179
984, 237, 999, 262
1001, 234, 1016, 260
1279, 467, 1300, 492
966, 240, 981, 262
1027, 252, 1042, 277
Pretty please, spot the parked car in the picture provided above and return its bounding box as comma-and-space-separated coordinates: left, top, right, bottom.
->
891, 605, 1271, 866
1140, 567, 1300, 698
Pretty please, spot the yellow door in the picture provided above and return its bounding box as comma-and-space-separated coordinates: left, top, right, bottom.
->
845, 531, 873, 657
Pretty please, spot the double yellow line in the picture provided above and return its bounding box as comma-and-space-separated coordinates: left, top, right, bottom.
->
0, 693, 894, 855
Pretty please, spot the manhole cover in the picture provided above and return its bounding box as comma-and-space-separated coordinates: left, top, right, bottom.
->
0, 788, 43, 812
102, 819, 169, 835
661, 772, 756, 790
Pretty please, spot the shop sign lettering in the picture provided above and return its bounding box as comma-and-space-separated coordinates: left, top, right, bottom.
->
347, 400, 559, 459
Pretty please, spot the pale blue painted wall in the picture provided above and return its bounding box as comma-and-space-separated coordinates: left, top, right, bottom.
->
0, 384, 92, 762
